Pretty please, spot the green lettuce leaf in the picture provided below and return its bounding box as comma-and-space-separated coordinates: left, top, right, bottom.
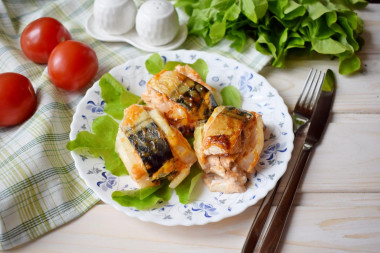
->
112, 181, 172, 210
66, 115, 128, 176
221, 85, 242, 108
145, 53, 209, 81
120, 91, 141, 108
225, 2, 241, 21
99, 73, 140, 120
339, 54, 361, 75
226, 20, 249, 52
241, 0, 268, 23
175, 164, 203, 204
145, 52, 165, 75
209, 20, 227, 44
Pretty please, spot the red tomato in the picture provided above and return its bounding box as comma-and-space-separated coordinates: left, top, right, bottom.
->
48, 40, 98, 91
0, 73, 37, 127
21, 17, 71, 64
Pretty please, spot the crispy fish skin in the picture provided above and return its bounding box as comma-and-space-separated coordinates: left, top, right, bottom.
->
148, 109, 197, 188
115, 104, 196, 188
116, 104, 172, 187
194, 106, 264, 193
174, 65, 222, 106
142, 65, 220, 136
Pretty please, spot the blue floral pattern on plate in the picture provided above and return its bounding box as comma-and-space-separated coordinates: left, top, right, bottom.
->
97, 172, 118, 191
69, 50, 294, 226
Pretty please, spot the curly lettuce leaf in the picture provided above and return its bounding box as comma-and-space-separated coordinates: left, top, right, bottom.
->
112, 164, 203, 209
175, 164, 203, 204
112, 181, 172, 210
241, 0, 268, 23
145, 53, 165, 75
99, 73, 140, 120
66, 115, 128, 176
145, 53, 209, 81
343, 0, 368, 9
221, 85, 242, 108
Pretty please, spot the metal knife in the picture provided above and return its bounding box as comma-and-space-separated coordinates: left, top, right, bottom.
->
258, 69, 336, 253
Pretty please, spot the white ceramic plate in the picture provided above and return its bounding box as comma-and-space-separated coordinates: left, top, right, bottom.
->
69, 50, 294, 226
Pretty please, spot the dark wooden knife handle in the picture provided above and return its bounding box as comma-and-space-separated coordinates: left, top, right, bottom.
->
259, 145, 312, 253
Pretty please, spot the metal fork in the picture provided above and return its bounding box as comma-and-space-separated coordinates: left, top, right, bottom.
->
292, 69, 325, 133
241, 69, 325, 253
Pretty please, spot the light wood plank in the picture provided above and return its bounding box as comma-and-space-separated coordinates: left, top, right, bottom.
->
288, 193, 380, 207
259, 113, 380, 193
261, 52, 380, 114
297, 119, 380, 193
8, 203, 380, 253
331, 114, 380, 124
9, 204, 247, 253
357, 4, 380, 54
278, 206, 380, 253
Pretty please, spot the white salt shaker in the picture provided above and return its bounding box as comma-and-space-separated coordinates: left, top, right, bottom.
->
93, 0, 137, 35
135, 0, 180, 46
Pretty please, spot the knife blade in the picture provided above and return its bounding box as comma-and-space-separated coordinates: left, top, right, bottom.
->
258, 69, 336, 253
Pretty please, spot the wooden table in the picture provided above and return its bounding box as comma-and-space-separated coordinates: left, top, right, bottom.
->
9, 4, 380, 253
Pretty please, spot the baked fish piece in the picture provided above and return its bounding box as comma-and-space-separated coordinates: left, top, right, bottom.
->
194, 106, 264, 193
142, 65, 222, 136
115, 104, 197, 188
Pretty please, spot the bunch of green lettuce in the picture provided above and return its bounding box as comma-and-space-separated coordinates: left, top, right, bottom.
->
175, 0, 367, 75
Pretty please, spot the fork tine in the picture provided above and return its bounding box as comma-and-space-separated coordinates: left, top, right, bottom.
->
296, 69, 324, 113
305, 70, 324, 112
292, 69, 325, 134
296, 68, 315, 110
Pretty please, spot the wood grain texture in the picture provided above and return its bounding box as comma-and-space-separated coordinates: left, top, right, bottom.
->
261, 54, 380, 114
8, 203, 380, 253
288, 116, 380, 193
277, 206, 380, 253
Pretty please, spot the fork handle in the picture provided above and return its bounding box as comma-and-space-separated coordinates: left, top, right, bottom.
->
259, 144, 312, 253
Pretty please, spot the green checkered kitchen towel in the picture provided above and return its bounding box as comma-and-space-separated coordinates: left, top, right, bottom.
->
0, 0, 271, 250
